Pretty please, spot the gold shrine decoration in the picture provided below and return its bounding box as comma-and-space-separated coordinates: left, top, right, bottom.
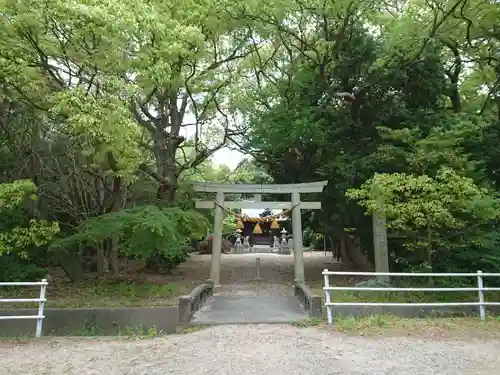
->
234, 201, 301, 222
253, 223, 263, 234
212, 201, 301, 224
270, 219, 280, 229
236, 219, 244, 229
235, 215, 276, 223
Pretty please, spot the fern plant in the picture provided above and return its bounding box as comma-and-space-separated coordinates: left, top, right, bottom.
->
50, 205, 209, 270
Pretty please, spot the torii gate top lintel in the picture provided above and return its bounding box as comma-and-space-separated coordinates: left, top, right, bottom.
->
193, 180, 327, 285
193, 180, 328, 194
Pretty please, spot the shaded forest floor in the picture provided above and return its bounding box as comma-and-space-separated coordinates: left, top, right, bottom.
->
3, 251, 500, 308
0, 252, 339, 308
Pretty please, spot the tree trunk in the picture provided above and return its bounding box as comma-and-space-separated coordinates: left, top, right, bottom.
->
96, 241, 107, 276
109, 237, 119, 275
154, 134, 182, 203
449, 86, 461, 113
340, 233, 374, 271
441, 38, 462, 113
157, 177, 177, 202
106, 175, 123, 275
338, 236, 353, 268
52, 247, 87, 281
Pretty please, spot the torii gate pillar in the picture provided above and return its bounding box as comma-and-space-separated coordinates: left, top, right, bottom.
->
194, 181, 328, 285
291, 191, 304, 282
210, 191, 224, 285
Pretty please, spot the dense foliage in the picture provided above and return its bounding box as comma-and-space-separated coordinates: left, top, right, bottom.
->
0, 0, 499, 280
0, 180, 60, 280
239, 0, 500, 273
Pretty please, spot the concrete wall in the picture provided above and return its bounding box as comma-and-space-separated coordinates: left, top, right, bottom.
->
3, 302, 498, 337
0, 307, 179, 337
325, 305, 500, 319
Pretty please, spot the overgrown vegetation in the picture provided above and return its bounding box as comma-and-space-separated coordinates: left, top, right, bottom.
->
1, 279, 185, 308
0, 0, 500, 301
291, 317, 323, 328
76, 320, 161, 338
241, 0, 500, 275
331, 315, 500, 338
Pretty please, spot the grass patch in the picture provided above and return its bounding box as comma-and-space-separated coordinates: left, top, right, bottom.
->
331, 315, 500, 337
291, 317, 324, 328
75, 320, 162, 338
0, 336, 33, 344
334, 315, 393, 333
312, 277, 500, 304
0, 279, 186, 308
321, 290, 500, 303
180, 325, 204, 334
0, 323, 163, 339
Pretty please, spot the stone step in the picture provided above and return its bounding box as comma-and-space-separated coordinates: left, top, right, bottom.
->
191, 295, 308, 325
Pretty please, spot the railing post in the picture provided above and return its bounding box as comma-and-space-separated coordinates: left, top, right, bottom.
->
323, 269, 333, 324
477, 270, 486, 321
35, 279, 47, 338
178, 295, 192, 324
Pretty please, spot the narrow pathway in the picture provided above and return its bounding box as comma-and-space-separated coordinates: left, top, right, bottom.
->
191, 283, 308, 324
191, 294, 308, 324
179, 252, 336, 324
167, 252, 340, 287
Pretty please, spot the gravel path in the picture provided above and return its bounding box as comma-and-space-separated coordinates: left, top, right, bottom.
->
1, 324, 498, 375
215, 283, 294, 296
170, 252, 340, 286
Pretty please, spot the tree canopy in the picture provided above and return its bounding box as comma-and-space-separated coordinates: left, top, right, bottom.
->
1, 0, 499, 280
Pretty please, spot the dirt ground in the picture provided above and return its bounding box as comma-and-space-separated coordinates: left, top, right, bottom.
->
2, 324, 499, 375
3, 252, 500, 374
1, 251, 339, 308
164, 251, 341, 288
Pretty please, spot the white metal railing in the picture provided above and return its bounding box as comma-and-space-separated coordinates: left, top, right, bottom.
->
322, 270, 500, 324
0, 279, 48, 337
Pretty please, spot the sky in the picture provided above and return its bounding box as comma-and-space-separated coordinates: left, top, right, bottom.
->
212, 147, 245, 170
243, 208, 281, 216
179, 110, 247, 171
177, 97, 279, 217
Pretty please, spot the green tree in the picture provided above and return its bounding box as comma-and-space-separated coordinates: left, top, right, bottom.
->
347, 168, 500, 270
0, 180, 59, 256
0, 0, 269, 202
240, 0, 500, 272
0, 180, 60, 280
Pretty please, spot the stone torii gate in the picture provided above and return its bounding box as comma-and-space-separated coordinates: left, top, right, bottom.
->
194, 181, 328, 285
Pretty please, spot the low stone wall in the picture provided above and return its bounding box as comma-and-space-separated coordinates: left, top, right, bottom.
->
5, 292, 497, 337
178, 279, 214, 324
0, 306, 179, 337
327, 305, 500, 319
0, 280, 216, 337
293, 280, 322, 318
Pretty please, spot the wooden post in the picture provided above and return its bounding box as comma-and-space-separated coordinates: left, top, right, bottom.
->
291, 191, 304, 282
372, 209, 390, 283
210, 191, 224, 285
